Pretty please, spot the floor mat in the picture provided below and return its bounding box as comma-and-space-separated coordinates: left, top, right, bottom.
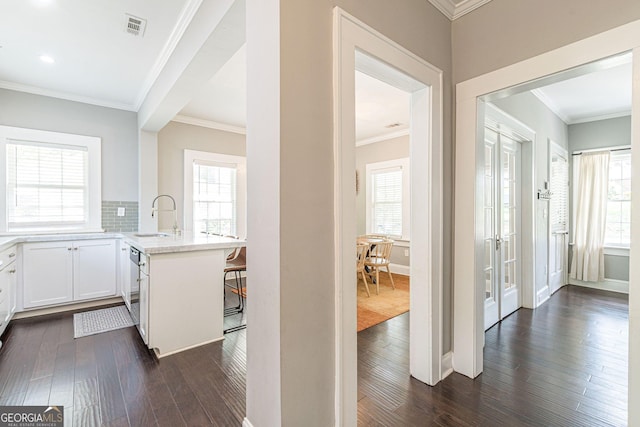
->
73, 305, 133, 338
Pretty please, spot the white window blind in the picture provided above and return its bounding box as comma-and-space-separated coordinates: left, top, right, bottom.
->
605, 151, 631, 246
550, 154, 568, 233
193, 161, 237, 236
6, 141, 88, 229
371, 167, 403, 236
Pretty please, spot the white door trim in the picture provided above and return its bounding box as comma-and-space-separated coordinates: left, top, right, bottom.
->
453, 19, 640, 426
333, 7, 444, 426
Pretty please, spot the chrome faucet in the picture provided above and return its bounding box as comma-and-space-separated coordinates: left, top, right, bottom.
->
151, 194, 179, 235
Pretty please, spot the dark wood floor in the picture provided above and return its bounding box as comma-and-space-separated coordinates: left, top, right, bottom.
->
0, 285, 628, 426
358, 285, 628, 426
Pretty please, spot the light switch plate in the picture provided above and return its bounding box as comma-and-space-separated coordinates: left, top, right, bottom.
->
117, 207, 126, 217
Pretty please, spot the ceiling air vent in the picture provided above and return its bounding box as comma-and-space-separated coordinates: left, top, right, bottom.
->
124, 14, 147, 37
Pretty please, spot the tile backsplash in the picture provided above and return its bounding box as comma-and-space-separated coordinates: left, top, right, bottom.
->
102, 201, 138, 232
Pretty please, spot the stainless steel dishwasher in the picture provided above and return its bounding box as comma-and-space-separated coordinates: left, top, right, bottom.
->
129, 246, 149, 344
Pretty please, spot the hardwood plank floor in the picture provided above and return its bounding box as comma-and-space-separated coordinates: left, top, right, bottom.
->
358, 285, 628, 426
0, 285, 627, 426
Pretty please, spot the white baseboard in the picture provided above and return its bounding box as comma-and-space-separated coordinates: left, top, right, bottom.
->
536, 287, 550, 307
389, 263, 410, 276
13, 296, 124, 319
242, 418, 254, 427
568, 278, 629, 294
441, 351, 453, 379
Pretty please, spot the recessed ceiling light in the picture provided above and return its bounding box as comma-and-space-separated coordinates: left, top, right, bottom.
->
39, 55, 55, 64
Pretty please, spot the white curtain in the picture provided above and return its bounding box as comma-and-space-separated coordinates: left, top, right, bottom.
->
570, 151, 610, 282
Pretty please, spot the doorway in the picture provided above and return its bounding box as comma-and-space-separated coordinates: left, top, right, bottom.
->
454, 23, 639, 426
334, 8, 444, 425
483, 116, 522, 329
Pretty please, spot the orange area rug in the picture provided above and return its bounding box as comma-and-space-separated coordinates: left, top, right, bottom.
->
357, 273, 409, 332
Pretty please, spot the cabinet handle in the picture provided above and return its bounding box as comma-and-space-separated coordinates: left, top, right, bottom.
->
73, 247, 79, 251
8, 253, 15, 258
8, 269, 16, 274
121, 248, 127, 251
68, 248, 73, 251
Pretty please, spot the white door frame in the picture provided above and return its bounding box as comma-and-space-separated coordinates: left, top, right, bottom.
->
453, 20, 640, 426
334, 8, 443, 426
481, 103, 535, 329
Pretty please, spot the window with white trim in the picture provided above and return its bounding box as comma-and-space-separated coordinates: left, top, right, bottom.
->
365, 158, 410, 239
183, 150, 246, 238
193, 162, 237, 236
0, 126, 102, 234
605, 151, 631, 247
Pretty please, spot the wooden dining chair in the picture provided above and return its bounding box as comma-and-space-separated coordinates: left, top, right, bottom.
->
364, 239, 395, 295
357, 242, 371, 297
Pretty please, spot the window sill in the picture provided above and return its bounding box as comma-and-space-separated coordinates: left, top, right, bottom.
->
604, 246, 629, 256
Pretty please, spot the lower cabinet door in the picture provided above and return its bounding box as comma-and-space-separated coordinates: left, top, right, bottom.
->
73, 240, 117, 301
23, 241, 74, 308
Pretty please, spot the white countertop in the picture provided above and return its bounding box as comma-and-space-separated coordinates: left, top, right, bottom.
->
123, 232, 244, 255
0, 231, 244, 255
0, 232, 122, 251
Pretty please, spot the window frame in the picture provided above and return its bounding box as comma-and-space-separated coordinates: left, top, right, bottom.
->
0, 125, 102, 234
183, 150, 246, 238
604, 150, 631, 248
365, 157, 410, 240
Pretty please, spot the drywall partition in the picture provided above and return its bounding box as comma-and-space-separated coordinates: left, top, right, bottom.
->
0, 88, 138, 202
492, 92, 569, 304
452, 0, 640, 83
157, 121, 246, 230
245, 0, 451, 425
454, 20, 640, 426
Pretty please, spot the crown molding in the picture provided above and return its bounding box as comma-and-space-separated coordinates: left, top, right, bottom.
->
531, 89, 631, 125
356, 129, 410, 147
530, 88, 571, 124
134, 0, 203, 110
566, 110, 632, 125
172, 114, 246, 134
0, 80, 137, 111
427, 0, 493, 20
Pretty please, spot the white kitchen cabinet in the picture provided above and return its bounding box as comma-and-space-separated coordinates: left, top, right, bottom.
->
73, 240, 117, 301
138, 270, 149, 344
0, 245, 18, 339
118, 241, 131, 309
22, 241, 74, 308
22, 239, 117, 309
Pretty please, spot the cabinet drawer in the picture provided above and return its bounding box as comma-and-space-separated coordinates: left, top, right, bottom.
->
0, 246, 17, 270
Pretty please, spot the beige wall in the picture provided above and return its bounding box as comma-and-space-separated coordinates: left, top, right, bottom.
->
156, 121, 245, 230
452, 0, 640, 83
246, 0, 453, 425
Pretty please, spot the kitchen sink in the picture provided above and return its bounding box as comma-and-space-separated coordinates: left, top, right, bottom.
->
133, 232, 170, 238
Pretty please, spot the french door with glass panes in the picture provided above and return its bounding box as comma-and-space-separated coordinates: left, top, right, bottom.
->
549, 143, 569, 295
483, 126, 522, 331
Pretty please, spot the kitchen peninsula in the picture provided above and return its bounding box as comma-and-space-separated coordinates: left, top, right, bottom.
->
123, 232, 244, 357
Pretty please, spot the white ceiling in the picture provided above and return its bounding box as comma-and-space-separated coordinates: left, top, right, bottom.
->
0, 0, 195, 110
0, 0, 633, 140
531, 61, 632, 124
